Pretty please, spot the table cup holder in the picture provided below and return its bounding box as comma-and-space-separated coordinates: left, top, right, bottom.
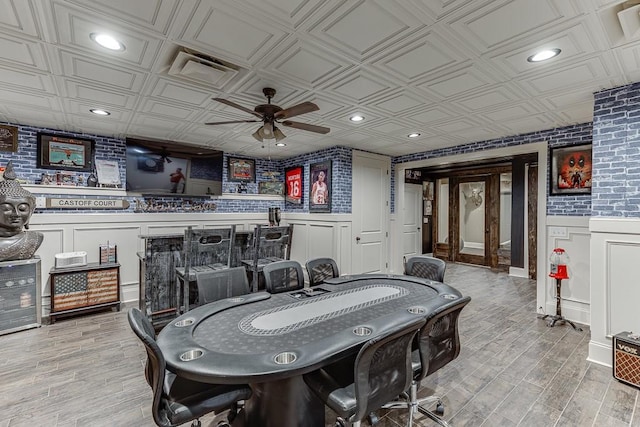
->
274, 351, 297, 365
180, 349, 204, 361
174, 318, 195, 327
353, 326, 372, 336
408, 306, 426, 315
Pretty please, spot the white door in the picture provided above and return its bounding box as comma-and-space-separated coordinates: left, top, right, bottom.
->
403, 184, 422, 263
352, 151, 390, 274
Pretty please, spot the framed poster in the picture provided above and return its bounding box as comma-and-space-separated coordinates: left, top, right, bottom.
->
258, 181, 284, 195
285, 165, 303, 205
0, 125, 18, 152
227, 157, 255, 182
36, 133, 94, 172
309, 160, 331, 213
550, 143, 592, 195
405, 169, 422, 184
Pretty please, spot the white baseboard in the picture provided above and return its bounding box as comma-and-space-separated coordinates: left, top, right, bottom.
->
588, 340, 612, 367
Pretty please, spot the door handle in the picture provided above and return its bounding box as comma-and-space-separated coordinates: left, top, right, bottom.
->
356, 236, 361, 243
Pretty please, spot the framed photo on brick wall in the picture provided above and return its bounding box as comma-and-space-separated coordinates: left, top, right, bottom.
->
0, 125, 18, 153
285, 165, 303, 205
37, 132, 95, 172
309, 160, 331, 213
550, 143, 592, 195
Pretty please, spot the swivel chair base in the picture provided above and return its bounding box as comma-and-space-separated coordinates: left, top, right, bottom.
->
538, 314, 582, 331
382, 380, 450, 427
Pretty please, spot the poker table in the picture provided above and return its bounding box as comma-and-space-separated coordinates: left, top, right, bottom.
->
156, 274, 465, 427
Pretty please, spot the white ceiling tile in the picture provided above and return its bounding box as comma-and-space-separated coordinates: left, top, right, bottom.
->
62, 79, 137, 109
0, 0, 41, 38
66, 0, 179, 32
378, 35, 459, 81
522, 57, 611, 93
407, 106, 457, 124
331, 72, 391, 101
373, 92, 425, 114
0, 64, 55, 92
52, 3, 164, 69
272, 44, 344, 85
146, 77, 213, 106
139, 99, 198, 121
58, 50, 146, 92
422, 67, 492, 98
455, 87, 517, 111
0, 33, 49, 70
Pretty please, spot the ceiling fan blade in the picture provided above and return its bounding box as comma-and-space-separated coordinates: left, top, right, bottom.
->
205, 120, 260, 125
212, 97, 263, 119
282, 120, 330, 134
274, 102, 319, 120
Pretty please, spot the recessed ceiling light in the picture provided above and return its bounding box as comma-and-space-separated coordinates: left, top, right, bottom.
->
349, 115, 365, 122
90, 109, 110, 116
527, 48, 561, 62
90, 33, 125, 51
275, 142, 286, 147
407, 132, 421, 138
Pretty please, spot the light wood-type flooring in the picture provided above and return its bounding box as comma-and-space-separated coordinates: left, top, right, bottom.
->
1, 263, 638, 426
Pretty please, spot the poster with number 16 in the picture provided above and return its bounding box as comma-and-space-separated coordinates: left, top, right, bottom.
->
285, 165, 303, 205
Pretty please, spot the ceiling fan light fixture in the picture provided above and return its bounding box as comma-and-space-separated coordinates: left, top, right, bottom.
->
273, 127, 286, 142
262, 121, 274, 138
252, 128, 264, 142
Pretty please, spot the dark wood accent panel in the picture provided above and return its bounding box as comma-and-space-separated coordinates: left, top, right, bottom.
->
511, 158, 526, 268
528, 164, 538, 279
449, 178, 460, 262
488, 173, 500, 269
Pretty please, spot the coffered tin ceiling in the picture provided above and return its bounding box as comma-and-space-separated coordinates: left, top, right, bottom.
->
0, 0, 638, 159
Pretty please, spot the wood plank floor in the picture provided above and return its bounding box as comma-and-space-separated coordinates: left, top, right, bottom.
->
1, 263, 638, 426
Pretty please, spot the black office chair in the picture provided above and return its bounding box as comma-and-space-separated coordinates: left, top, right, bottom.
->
304, 315, 426, 427
262, 260, 304, 294
305, 257, 339, 286
127, 308, 252, 427
404, 255, 446, 282
195, 266, 250, 305
382, 296, 471, 426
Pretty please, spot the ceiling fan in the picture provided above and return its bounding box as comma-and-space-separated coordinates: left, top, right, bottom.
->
206, 88, 330, 142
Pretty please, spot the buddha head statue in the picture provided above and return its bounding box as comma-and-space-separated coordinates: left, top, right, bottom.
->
0, 161, 43, 261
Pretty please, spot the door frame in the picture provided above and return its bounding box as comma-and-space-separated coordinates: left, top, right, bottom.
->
393, 142, 548, 309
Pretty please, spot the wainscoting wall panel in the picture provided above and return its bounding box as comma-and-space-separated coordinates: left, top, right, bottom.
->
590, 217, 640, 366
29, 212, 354, 320
545, 216, 591, 326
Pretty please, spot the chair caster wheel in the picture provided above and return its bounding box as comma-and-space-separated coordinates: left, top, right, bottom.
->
435, 402, 445, 416
335, 417, 347, 427
367, 412, 379, 425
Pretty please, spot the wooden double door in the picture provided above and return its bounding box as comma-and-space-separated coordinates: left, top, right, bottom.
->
431, 168, 514, 270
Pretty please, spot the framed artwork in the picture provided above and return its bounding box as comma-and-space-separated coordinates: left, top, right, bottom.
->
309, 160, 331, 213
37, 132, 95, 172
258, 181, 284, 195
285, 165, 303, 205
405, 169, 422, 184
227, 157, 255, 182
550, 143, 592, 195
0, 125, 18, 152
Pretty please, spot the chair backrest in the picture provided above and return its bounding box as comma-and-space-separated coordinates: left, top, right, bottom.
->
195, 266, 250, 305
231, 230, 254, 267
127, 308, 168, 427
404, 255, 446, 282
417, 296, 471, 380
254, 224, 294, 262
352, 316, 425, 423
305, 257, 339, 286
184, 226, 235, 272
262, 260, 305, 294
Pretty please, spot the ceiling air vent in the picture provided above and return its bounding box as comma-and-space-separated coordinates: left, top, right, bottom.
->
618, 0, 640, 40
168, 48, 240, 88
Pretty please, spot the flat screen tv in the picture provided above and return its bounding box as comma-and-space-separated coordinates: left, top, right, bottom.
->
125, 138, 223, 196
